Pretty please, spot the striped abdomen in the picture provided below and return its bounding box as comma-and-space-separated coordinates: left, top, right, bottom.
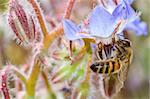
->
90, 59, 121, 74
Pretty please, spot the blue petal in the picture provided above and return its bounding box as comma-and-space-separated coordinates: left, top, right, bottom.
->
90, 43, 96, 53
63, 19, 92, 40
111, 0, 138, 34
89, 6, 118, 37
125, 0, 134, 4
98, 0, 117, 14
125, 18, 148, 36
98, 0, 134, 14
113, 0, 137, 22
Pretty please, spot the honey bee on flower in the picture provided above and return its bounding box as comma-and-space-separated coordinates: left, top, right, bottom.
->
0, 0, 148, 98
62, 0, 147, 98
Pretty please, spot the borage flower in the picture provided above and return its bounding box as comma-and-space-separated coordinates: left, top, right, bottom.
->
63, 19, 93, 40
98, 0, 134, 14
125, 17, 148, 36
63, 0, 139, 40
98, 0, 148, 36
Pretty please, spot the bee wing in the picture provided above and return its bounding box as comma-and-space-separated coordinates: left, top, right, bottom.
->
101, 49, 133, 98
118, 60, 130, 83
101, 74, 124, 98
118, 48, 133, 82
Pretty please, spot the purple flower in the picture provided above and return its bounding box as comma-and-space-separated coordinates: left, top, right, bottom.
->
63, 19, 93, 40
125, 18, 148, 36
63, 0, 139, 40
98, 0, 147, 36
89, 6, 120, 37
98, 0, 134, 14
112, 0, 137, 22
127, 0, 134, 4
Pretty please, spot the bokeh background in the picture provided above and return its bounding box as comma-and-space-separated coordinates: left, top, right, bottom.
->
0, 0, 149, 99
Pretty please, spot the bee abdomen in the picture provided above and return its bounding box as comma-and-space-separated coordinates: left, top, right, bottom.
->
90, 60, 121, 74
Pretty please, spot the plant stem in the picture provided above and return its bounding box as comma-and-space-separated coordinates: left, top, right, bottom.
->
1, 70, 10, 99
41, 71, 56, 99
43, 0, 76, 51
43, 25, 63, 51
27, 0, 48, 37
25, 61, 40, 98
25, 0, 77, 98
12, 67, 27, 84
64, 0, 76, 18
84, 55, 92, 82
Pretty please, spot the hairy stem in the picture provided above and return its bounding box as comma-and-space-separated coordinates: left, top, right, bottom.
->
26, 61, 40, 98
64, 0, 76, 18
41, 71, 56, 99
27, 0, 48, 37
25, 0, 77, 98
43, 0, 76, 51
11, 67, 27, 84
84, 56, 92, 82
1, 70, 10, 99
43, 24, 63, 50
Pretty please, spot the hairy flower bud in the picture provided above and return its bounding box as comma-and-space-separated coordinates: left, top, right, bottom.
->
0, 67, 11, 99
8, 0, 42, 47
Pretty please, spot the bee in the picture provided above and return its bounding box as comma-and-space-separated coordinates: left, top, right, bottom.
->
115, 39, 133, 82
90, 58, 121, 74
114, 39, 132, 61
89, 26, 133, 97
90, 34, 133, 75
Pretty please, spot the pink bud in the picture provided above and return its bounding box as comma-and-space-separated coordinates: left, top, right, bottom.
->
10, 0, 30, 39
8, 0, 42, 47
8, 11, 23, 42
1, 69, 10, 99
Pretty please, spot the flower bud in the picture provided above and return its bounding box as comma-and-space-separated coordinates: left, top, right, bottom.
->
8, 0, 42, 47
